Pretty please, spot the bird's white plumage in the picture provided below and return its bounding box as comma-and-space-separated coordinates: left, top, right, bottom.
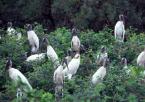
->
47, 45, 59, 68
7, 27, 22, 40
63, 53, 80, 79
26, 53, 46, 62
114, 21, 125, 42
8, 68, 32, 92
27, 30, 39, 53
71, 36, 80, 51
137, 51, 145, 67
53, 65, 64, 85
91, 66, 106, 85
7, 27, 16, 36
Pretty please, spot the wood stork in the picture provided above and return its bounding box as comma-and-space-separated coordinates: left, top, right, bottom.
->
5, 59, 32, 99
43, 38, 60, 68
26, 24, 39, 54
53, 59, 67, 101
137, 49, 145, 68
25, 52, 46, 62
121, 57, 130, 74
114, 14, 125, 42
7, 22, 16, 36
6, 22, 22, 40
96, 46, 108, 66
63, 52, 80, 80
71, 28, 81, 52
91, 59, 108, 85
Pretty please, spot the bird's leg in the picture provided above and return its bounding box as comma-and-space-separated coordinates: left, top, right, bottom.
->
55, 85, 63, 102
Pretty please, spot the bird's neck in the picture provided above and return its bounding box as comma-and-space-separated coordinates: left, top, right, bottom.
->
74, 54, 80, 59
27, 30, 33, 32
47, 45, 51, 49
124, 63, 127, 67
7, 67, 12, 71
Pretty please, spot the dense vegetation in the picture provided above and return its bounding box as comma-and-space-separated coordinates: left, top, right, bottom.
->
0, 24, 145, 102
0, 0, 145, 31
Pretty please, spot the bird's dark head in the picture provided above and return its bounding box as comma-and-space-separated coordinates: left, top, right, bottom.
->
42, 37, 49, 46
7, 22, 12, 27
61, 58, 68, 69
5, 58, 12, 71
26, 24, 33, 31
119, 14, 125, 22
23, 52, 29, 59
80, 44, 87, 54
71, 27, 78, 36
101, 46, 106, 53
67, 49, 72, 56
121, 57, 127, 65
103, 58, 109, 68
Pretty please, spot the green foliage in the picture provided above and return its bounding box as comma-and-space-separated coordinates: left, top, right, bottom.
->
0, 24, 145, 101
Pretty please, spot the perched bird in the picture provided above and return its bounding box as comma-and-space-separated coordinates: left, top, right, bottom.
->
43, 38, 60, 68
121, 57, 130, 74
6, 22, 22, 40
7, 22, 16, 36
137, 48, 145, 68
25, 52, 46, 62
71, 28, 81, 52
26, 24, 39, 54
5, 59, 32, 99
53, 59, 67, 101
91, 59, 108, 85
63, 52, 80, 80
53, 64, 64, 88
96, 46, 108, 66
114, 14, 125, 42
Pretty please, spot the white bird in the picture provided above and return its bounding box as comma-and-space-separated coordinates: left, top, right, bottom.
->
53, 64, 64, 100
96, 46, 108, 66
114, 14, 125, 42
63, 52, 80, 80
43, 38, 60, 68
53, 65, 64, 86
7, 22, 16, 36
27, 24, 39, 53
71, 28, 81, 52
137, 49, 145, 68
53, 59, 67, 101
91, 59, 107, 85
121, 58, 130, 74
6, 22, 22, 40
25, 52, 46, 62
5, 59, 32, 98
